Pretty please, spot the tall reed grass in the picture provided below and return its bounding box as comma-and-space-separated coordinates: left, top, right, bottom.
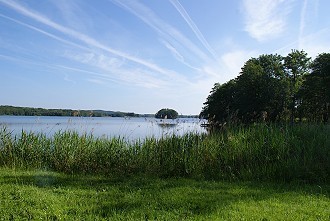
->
0, 124, 329, 182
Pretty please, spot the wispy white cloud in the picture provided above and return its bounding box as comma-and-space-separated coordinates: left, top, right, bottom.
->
57, 64, 164, 88
298, 27, 330, 58
64, 74, 76, 84
274, 0, 327, 58
242, 0, 293, 41
0, 53, 104, 85
298, 0, 321, 49
160, 39, 201, 71
86, 78, 106, 85
0, 0, 176, 77
111, 0, 212, 65
0, 13, 89, 51
64, 52, 125, 70
62, 51, 174, 88
169, 0, 218, 60
0, 53, 56, 70
50, 0, 88, 31
0, 0, 193, 88
299, 0, 308, 41
1, 49, 165, 88
54, 64, 121, 84
269, 29, 330, 59
179, 49, 259, 112
0, 54, 20, 62
221, 50, 255, 76
205, 50, 257, 82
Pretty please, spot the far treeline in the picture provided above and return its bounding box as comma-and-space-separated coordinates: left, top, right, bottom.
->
200, 50, 330, 124
0, 106, 198, 118
0, 106, 140, 118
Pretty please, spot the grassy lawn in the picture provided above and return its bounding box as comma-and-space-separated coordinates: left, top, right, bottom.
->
0, 168, 329, 220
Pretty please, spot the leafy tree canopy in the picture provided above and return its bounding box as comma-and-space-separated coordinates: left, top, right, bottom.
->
201, 50, 330, 125
155, 108, 178, 119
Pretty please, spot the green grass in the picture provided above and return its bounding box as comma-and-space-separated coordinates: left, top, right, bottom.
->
0, 124, 329, 182
1, 124, 328, 219
0, 168, 329, 220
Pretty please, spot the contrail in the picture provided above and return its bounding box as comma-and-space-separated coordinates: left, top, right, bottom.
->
169, 0, 218, 60
0, 0, 173, 76
0, 13, 89, 51
160, 39, 202, 71
111, 0, 212, 64
298, 0, 308, 49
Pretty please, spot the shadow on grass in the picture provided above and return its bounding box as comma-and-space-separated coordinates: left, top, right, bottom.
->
1, 169, 329, 219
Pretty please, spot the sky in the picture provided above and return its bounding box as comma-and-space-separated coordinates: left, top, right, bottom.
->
0, 0, 329, 115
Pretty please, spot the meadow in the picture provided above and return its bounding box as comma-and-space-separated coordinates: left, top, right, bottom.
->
0, 124, 329, 220
0, 169, 329, 220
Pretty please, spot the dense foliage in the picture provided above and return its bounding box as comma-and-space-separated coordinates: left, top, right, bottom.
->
0, 105, 139, 117
155, 108, 178, 119
200, 50, 330, 124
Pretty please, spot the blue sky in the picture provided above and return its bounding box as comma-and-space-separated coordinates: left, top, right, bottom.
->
1, 0, 329, 115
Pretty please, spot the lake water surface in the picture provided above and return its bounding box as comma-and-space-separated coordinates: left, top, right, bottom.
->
0, 116, 207, 140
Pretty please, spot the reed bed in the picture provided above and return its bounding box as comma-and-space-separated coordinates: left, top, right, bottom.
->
0, 124, 329, 182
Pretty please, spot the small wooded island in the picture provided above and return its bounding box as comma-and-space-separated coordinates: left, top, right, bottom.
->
155, 108, 178, 119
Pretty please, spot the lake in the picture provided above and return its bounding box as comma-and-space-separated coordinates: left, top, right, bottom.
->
0, 116, 207, 141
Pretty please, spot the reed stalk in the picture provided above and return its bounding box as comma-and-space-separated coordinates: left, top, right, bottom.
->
0, 124, 329, 182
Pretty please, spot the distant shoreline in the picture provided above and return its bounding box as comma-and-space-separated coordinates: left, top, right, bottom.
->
0, 105, 198, 118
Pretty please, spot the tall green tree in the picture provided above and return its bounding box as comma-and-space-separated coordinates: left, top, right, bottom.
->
201, 54, 289, 124
200, 80, 237, 124
235, 54, 287, 122
200, 50, 329, 125
284, 50, 311, 123
300, 53, 330, 122
235, 59, 265, 122
200, 83, 221, 120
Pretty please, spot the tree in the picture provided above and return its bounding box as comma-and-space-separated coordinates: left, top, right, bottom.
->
235, 54, 288, 122
200, 80, 237, 124
235, 59, 266, 122
155, 108, 178, 119
300, 53, 330, 122
284, 50, 311, 123
200, 50, 328, 126
201, 54, 289, 124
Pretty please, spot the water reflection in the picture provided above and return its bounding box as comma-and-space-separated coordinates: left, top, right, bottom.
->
156, 119, 178, 128
0, 116, 207, 141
